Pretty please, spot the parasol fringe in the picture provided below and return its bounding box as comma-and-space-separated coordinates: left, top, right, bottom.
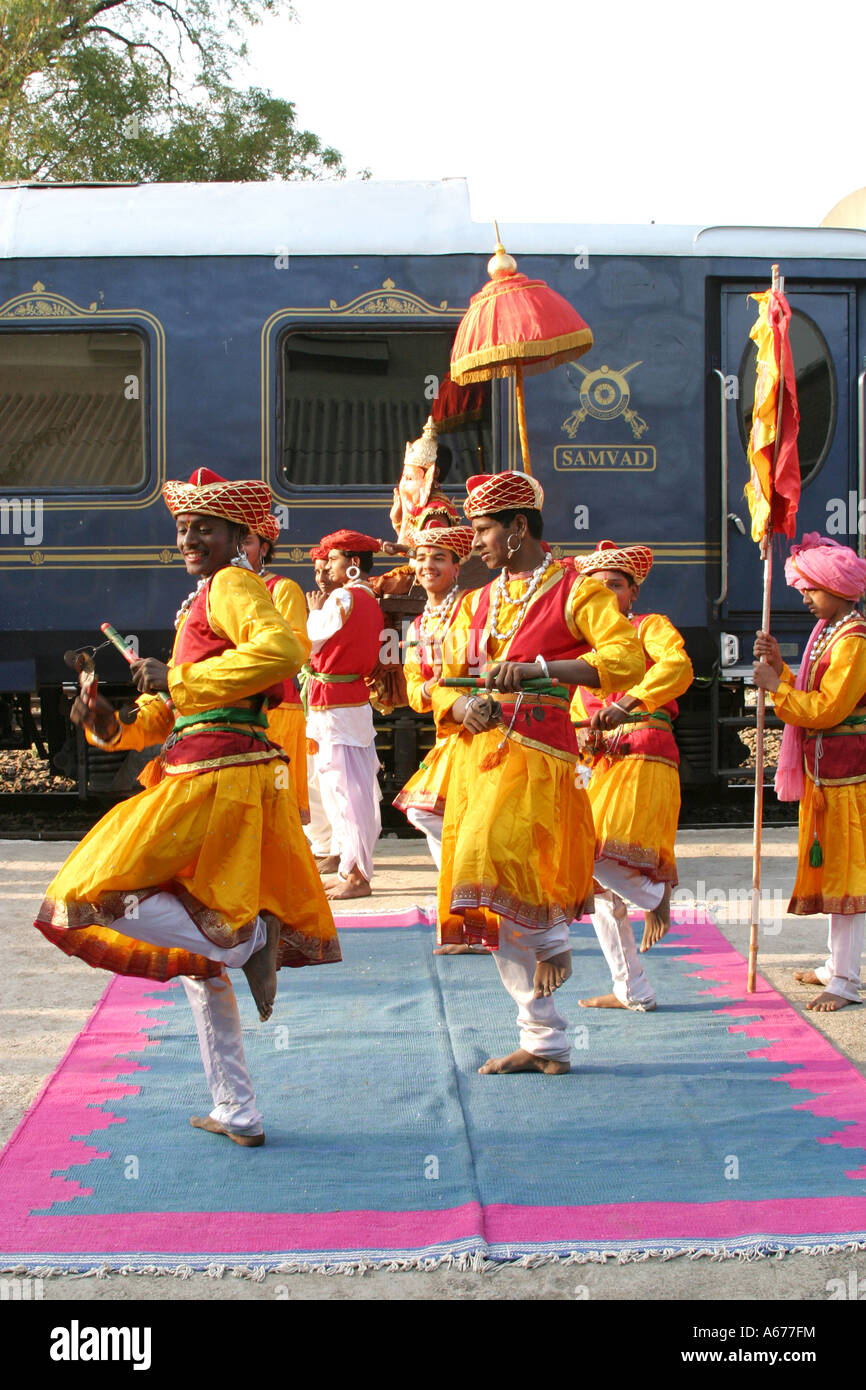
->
452, 331, 594, 385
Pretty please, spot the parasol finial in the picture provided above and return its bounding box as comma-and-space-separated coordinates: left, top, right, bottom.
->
488, 221, 518, 280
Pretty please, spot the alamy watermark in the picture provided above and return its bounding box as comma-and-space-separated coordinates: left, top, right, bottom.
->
0, 497, 43, 546
826, 492, 866, 536
671, 880, 787, 934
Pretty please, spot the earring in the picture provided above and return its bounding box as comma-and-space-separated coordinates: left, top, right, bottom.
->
506, 536, 520, 558
346, 564, 361, 581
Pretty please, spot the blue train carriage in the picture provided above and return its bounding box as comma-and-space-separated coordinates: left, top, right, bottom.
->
0, 178, 864, 797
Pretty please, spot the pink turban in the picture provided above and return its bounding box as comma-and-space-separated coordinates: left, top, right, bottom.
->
784, 532, 866, 601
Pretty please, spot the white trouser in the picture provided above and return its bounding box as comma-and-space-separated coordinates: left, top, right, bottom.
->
405, 805, 443, 870
305, 754, 335, 857
590, 857, 663, 1010
115, 892, 264, 1134
316, 741, 381, 881
815, 912, 865, 1003
492, 917, 572, 1061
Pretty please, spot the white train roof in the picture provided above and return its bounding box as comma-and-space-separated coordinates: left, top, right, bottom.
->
1, 178, 865, 260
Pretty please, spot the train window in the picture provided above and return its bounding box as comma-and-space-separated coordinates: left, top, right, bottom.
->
278, 329, 491, 489
0, 330, 146, 490
736, 309, 836, 486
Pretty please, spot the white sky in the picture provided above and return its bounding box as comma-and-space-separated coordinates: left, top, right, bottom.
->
242, 0, 864, 227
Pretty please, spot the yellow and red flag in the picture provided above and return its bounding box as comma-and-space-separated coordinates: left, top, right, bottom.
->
745, 286, 801, 543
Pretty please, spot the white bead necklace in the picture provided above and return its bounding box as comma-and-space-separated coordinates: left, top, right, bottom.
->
809, 610, 858, 664
488, 552, 553, 641
175, 576, 208, 629
419, 582, 460, 641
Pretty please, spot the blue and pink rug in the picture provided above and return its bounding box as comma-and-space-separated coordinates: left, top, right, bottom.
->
2, 908, 866, 1272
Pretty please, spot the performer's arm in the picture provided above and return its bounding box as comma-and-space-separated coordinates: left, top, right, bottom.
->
430, 591, 489, 729
306, 589, 350, 653
271, 576, 312, 665
769, 636, 866, 728
167, 566, 307, 712
566, 575, 646, 694
622, 613, 693, 713
80, 690, 175, 750
404, 618, 434, 713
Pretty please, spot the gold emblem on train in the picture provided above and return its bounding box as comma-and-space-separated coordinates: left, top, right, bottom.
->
562, 362, 649, 440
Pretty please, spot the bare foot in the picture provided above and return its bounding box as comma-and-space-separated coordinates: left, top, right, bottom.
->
326, 869, 372, 900
190, 1116, 265, 1147
433, 943, 490, 955
479, 1048, 569, 1075
578, 992, 657, 1011
640, 883, 671, 952
316, 854, 340, 875
533, 950, 572, 998
794, 970, 824, 986
241, 918, 280, 1021
806, 990, 860, 1012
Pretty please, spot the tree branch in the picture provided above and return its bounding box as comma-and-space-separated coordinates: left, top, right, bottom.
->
86, 24, 177, 91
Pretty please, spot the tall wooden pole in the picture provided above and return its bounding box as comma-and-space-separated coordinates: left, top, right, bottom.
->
514, 363, 533, 476
748, 263, 785, 993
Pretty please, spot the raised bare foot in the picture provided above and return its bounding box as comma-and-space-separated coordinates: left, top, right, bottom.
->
433, 943, 490, 955
241, 917, 280, 1021
190, 1116, 265, 1147
533, 950, 572, 998
316, 854, 340, 875
479, 1048, 569, 1075
326, 870, 372, 900
794, 969, 824, 986
640, 882, 672, 952
806, 990, 860, 1012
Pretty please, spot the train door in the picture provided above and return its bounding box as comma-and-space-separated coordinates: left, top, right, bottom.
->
717, 282, 855, 662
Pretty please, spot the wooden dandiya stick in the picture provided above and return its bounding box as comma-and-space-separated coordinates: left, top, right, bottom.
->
572, 711, 658, 729
439, 675, 569, 699
100, 622, 173, 707
748, 263, 785, 994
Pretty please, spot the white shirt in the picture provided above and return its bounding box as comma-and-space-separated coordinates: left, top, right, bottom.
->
306, 585, 376, 749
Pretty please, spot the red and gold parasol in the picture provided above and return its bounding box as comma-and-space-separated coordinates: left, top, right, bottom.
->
430, 372, 485, 434
450, 231, 593, 474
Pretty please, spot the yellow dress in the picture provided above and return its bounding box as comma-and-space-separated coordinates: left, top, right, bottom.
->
35, 565, 340, 980
434, 563, 645, 948
773, 628, 866, 915
571, 612, 693, 885
393, 611, 461, 817
262, 572, 310, 817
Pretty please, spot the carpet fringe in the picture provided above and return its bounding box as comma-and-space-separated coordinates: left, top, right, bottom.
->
6, 1237, 866, 1279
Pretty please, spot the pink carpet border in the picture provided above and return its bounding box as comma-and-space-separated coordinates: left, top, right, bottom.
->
2, 907, 866, 1268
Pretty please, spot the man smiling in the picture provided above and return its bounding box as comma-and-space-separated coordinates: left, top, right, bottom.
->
35, 469, 339, 1146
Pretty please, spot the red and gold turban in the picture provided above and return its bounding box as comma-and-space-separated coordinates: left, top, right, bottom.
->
310, 544, 328, 562
319, 529, 381, 555
578, 539, 653, 586
163, 468, 272, 530
463, 472, 544, 518
411, 524, 474, 561
256, 513, 280, 544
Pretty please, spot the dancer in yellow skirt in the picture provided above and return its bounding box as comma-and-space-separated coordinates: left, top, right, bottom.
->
754, 532, 866, 1012
243, 513, 310, 821
35, 469, 339, 1145
571, 540, 693, 1011
434, 475, 644, 1074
